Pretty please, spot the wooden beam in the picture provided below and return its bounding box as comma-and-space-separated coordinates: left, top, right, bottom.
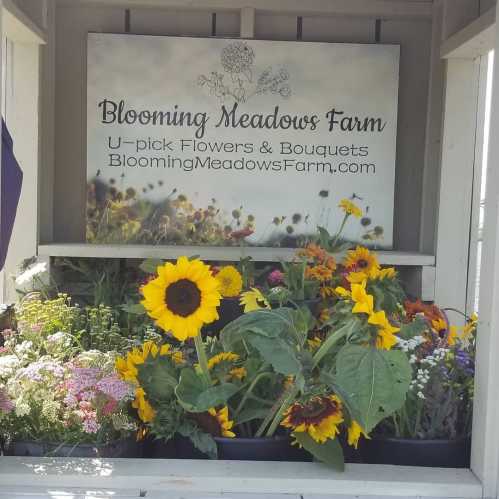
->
2, 0, 47, 44
441, 6, 495, 59
240, 6, 255, 38
55, 0, 433, 19
471, 3, 499, 495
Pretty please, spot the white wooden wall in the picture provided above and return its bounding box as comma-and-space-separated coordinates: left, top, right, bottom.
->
51, 3, 433, 253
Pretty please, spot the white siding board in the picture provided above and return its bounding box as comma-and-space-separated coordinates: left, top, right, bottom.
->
380, 18, 432, 251
54, 5, 125, 242
301, 16, 376, 43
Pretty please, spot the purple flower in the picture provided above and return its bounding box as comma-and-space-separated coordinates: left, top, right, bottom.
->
268, 270, 284, 287
67, 368, 99, 393
21, 360, 65, 382
96, 375, 131, 401
82, 415, 100, 434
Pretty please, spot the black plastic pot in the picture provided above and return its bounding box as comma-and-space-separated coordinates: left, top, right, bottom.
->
202, 298, 244, 336
176, 435, 312, 461
4, 438, 141, 458
360, 437, 471, 468
141, 436, 177, 458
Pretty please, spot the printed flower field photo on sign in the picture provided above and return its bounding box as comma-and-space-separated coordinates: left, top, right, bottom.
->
86, 34, 399, 249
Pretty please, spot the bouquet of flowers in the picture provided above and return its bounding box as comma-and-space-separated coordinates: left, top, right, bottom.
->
115, 200, 416, 468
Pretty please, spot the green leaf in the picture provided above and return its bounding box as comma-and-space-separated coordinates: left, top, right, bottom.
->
178, 421, 217, 459
235, 406, 270, 425
335, 345, 412, 433
221, 308, 297, 350
121, 303, 146, 315
175, 368, 239, 412
293, 432, 344, 470
398, 316, 428, 340
139, 258, 163, 274
247, 334, 301, 376
137, 357, 177, 401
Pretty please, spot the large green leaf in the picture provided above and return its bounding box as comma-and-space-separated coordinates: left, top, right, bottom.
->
246, 334, 301, 376
137, 357, 177, 401
293, 432, 344, 470
235, 406, 270, 425
178, 421, 217, 459
175, 368, 240, 412
335, 345, 411, 433
221, 307, 301, 352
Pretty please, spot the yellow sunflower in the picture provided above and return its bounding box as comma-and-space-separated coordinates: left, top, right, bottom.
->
229, 367, 247, 380
339, 199, 362, 218
281, 394, 344, 444
369, 267, 397, 280
368, 310, 400, 350
240, 288, 271, 313
207, 406, 236, 437
141, 257, 221, 341
347, 420, 369, 449
215, 266, 243, 298
447, 325, 458, 346
344, 246, 380, 274
132, 387, 156, 423
207, 352, 240, 369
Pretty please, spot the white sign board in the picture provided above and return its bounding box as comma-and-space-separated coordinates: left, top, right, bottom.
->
87, 33, 399, 249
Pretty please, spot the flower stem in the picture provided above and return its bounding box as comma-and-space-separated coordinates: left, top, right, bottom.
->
331, 214, 349, 249
312, 322, 351, 368
265, 386, 299, 437
235, 372, 273, 416
194, 334, 212, 387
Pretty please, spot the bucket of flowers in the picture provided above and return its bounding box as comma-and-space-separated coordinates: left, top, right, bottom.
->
116, 200, 416, 467
359, 302, 476, 468
0, 295, 139, 457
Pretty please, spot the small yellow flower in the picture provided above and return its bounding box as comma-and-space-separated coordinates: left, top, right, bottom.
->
447, 325, 458, 346
132, 387, 155, 423
347, 420, 369, 449
339, 199, 362, 218
368, 310, 400, 350
351, 281, 374, 316
370, 267, 397, 280
215, 266, 243, 298
208, 406, 236, 438
432, 318, 447, 333
207, 352, 240, 370
335, 286, 351, 298
240, 288, 271, 313
229, 367, 247, 380
307, 336, 323, 350
344, 246, 380, 273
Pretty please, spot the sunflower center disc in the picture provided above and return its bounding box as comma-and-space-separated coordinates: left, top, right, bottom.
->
165, 279, 201, 317
357, 259, 369, 269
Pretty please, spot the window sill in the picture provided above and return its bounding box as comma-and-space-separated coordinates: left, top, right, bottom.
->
0, 457, 482, 498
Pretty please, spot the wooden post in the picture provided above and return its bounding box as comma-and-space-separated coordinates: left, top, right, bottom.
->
470, 3, 499, 497
240, 6, 255, 38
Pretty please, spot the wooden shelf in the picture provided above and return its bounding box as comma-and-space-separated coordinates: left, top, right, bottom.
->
38, 243, 435, 266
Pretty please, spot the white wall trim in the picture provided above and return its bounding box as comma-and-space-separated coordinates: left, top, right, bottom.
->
2, 0, 47, 44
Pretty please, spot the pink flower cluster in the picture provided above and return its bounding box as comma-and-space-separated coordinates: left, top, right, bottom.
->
64, 367, 131, 434
268, 269, 285, 287
0, 387, 14, 414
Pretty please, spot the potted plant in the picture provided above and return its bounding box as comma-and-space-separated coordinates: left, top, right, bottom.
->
0, 295, 140, 457
360, 302, 476, 468
115, 210, 414, 468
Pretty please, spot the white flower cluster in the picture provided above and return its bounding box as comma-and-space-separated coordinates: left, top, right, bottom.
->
421, 347, 448, 368
410, 368, 431, 399
397, 335, 425, 353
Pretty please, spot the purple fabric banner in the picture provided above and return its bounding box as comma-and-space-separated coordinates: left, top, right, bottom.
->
0, 120, 23, 271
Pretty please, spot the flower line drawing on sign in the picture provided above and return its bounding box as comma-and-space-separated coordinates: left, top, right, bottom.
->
197, 41, 292, 103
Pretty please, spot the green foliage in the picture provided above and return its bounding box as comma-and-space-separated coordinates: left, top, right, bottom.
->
294, 432, 345, 470
175, 368, 240, 412
334, 345, 412, 433
137, 356, 178, 402
177, 420, 218, 459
